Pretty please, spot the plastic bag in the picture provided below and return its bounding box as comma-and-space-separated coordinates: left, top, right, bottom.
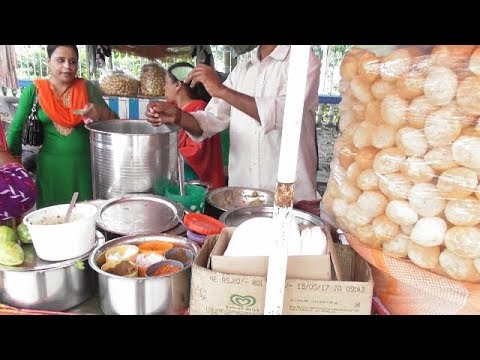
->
99, 69, 139, 97
323, 45, 480, 283
139, 62, 166, 97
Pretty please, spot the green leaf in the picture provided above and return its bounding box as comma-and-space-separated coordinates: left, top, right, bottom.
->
74, 260, 85, 270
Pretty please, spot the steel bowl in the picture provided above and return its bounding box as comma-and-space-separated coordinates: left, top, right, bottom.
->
219, 205, 324, 229
205, 187, 274, 219
89, 233, 199, 315
0, 231, 105, 311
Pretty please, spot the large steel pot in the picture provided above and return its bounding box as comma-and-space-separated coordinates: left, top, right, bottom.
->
86, 120, 180, 199
89, 233, 199, 315
0, 232, 105, 311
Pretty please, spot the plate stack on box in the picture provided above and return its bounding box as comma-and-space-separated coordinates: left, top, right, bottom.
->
322, 45, 480, 314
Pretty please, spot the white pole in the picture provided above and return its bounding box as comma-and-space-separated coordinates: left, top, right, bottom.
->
264, 45, 311, 315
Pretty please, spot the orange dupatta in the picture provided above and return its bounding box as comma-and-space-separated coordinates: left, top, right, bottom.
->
33, 78, 89, 128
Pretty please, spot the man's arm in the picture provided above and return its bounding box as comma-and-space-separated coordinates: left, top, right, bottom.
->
186, 64, 260, 123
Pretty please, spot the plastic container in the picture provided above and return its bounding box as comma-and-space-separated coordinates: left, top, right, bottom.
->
186, 229, 207, 245
184, 213, 224, 236
139, 62, 166, 97
99, 69, 139, 97
23, 203, 97, 261
165, 184, 206, 213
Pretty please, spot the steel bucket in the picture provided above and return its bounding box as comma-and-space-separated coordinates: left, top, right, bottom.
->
86, 120, 179, 199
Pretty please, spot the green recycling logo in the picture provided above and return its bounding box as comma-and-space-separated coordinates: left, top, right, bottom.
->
230, 294, 256, 307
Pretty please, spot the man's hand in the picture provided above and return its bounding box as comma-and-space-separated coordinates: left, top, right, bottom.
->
185, 64, 225, 98
145, 102, 180, 127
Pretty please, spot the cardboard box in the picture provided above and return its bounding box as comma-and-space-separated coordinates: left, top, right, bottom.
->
190, 227, 374, 315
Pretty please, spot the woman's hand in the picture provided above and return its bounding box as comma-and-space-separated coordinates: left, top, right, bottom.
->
145, 102, 181, 127
185, 64, 225, 98
80, 103, 114, 123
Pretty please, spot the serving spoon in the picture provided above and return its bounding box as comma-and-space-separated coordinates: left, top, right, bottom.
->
64, 192, 79, 223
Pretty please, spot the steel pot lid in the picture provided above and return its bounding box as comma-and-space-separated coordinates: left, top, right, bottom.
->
206, 186, 274, 212
96, 194, 184, 236
219, 205, 324, 229
0, 231, 105, 272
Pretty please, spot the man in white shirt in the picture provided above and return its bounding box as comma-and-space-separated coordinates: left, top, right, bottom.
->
146, 45, 320, 204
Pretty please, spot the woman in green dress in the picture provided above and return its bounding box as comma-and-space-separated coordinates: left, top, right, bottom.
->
7, 45, 117, 208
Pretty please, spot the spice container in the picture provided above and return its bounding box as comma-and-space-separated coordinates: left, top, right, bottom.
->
146, 259, 184, 277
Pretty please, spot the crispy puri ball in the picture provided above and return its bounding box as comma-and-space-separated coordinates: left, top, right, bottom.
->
357, 169, 380, 191
338, 122, 359, 145
372, 214, 399, 242
401, 223, 414, 235
365, 100, 383, 124
345, 204, 374, 227
437, 167, 478, 199
439, 249, 480, 282
461, 126, 480, 137
385, 200, 419, 226
444, 197, 480, 226
381, 94, 408, 128
355, 224, 382, 249
326, 179, 341, 198
424, 107, 462, 147
357, 190, 388, 218
444, 226, 480, 258
352, 102, 366, 122
355, 147, 379, 170
379, 48, 421, 82
371, 124, 397, 149
383, 233, 411, 259
350, 75, 374, 104
401, 157, 435, 183
424, 145, 458, 172
431, 45, 475, 80
321, 192, 334, 215
431, 45, 475, 68
452, 136, 480, 169
469, 48, 480, 76
407, 96, 440, 129
407, 241, 440, 270
338, 143, 357, 170
353, 121, 375, 148
408, 183, 446, 217
410, 217, 447, 247
357, 50, 380, 83
338, 80, 350, 96
396, 74, 425, 100
338, 111, 354, 133
378, 173, 413, 200
345, 162, 362, 183
456, 76, 480, 116
332, 198, 349, 218
474, 257, 480, 274
424, 66, 458, 106
337, 182, 362, 203
396, 127, 428, 157
373, 147, 406, 175
371, 79, 397, 100
340, 53, 358, 81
